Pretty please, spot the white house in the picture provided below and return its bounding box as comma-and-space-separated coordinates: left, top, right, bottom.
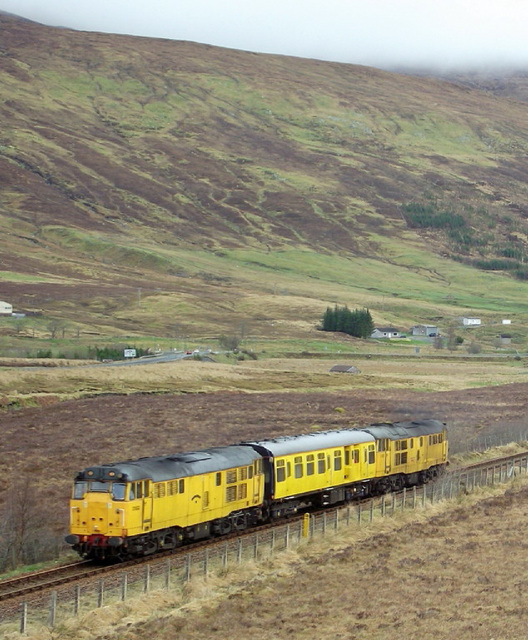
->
0, 301, 13, 316
462, 317, 481, 327
371, 327, 400, 339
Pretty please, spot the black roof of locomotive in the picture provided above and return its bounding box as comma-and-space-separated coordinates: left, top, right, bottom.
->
75, 445, 262, 483
361, 419, 446, 440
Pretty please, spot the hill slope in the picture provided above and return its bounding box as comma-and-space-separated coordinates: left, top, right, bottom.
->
1, 14, 528, 340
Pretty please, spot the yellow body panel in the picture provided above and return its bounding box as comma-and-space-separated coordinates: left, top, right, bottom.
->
272, 442, 376, 500
70, 463, 264, 539
374, 429, 448, 479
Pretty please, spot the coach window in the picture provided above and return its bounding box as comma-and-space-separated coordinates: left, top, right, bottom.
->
276, 460, 286, 482
334, 451, 342, 471
317, 453, 326, 474
353, 449, 359, 464
294, 456, 303, 478
306, 454, 315, 475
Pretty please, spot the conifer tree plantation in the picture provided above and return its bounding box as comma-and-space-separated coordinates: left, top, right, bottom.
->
320, 306, 374, 338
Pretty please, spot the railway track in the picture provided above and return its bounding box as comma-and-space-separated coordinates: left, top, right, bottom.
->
1, 449, 527, 611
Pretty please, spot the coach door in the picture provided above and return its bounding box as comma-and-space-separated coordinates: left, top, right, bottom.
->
252, 460, 262, 504
378, 438, 391, 475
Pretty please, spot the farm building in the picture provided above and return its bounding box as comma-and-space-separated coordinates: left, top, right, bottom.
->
411, 324, 438, 337
329, 365, 361, 373
0, 301, 13, 316
371, 327, 400, 339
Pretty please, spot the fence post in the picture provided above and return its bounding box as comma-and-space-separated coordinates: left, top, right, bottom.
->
121, 573, 128, 601
204, 549, 209, 579
165, 559, 171, 590
98, 579, 104, 608
20, 602, 27, 634
237, 538, 243, 564
222, 543, 228, 568
381, 495, 386, 517
253, 534, 259, 560
185, 555, 192, 582
285, 524, 290, 549
369, 498, 374, 523
48, 591, 57, 628
322, 512, 327, 536
144, 564, 151, 592
412, 485, 417, 509
402, 487, 406, 511
74, 584, 81, 615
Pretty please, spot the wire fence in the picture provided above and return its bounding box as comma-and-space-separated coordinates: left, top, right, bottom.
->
4, 450, 528, 635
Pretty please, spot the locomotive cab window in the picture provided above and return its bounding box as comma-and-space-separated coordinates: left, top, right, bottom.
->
73, 481, 87, 499
111, 483, 126, 501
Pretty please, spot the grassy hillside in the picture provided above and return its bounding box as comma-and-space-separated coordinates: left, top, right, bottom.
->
1, 14, 528, 348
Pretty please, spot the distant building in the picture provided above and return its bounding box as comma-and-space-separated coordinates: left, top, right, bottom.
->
499, 334, 512, 345
330, 365, 361, 373
411, 324, 438, 337
502, 319, 512, 325
0, 301, 13, 316
462, 317, 481, 327
371, 327, 400, 339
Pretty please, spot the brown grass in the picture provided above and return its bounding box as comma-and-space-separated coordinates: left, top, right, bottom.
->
0, 356, 526, 406
6, 479, 528, 640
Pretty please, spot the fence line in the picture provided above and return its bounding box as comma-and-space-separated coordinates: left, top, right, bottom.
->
11, 452, 528, 635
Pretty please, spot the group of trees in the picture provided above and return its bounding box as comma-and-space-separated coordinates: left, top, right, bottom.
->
320, 305, 374, 338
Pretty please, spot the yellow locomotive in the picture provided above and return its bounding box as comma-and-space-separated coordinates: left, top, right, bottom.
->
65, 419, 447, 560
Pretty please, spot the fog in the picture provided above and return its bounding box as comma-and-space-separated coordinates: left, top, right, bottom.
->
1, 0, 528, 70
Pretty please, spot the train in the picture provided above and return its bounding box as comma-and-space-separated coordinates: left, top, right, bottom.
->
65, 419, 448, 561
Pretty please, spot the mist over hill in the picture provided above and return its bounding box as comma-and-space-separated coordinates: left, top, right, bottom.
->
1, 13, 528, 341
